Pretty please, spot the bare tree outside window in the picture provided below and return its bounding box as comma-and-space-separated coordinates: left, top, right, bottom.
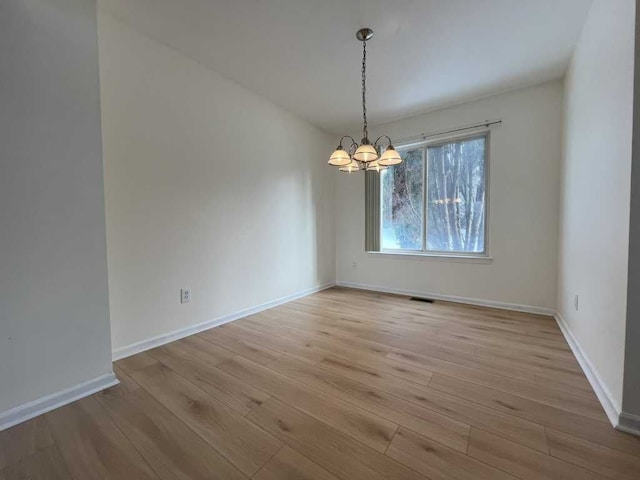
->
380, 135, 487, 254
381, 149, 424, 250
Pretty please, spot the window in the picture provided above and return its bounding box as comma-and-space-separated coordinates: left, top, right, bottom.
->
380, 134, 487, 255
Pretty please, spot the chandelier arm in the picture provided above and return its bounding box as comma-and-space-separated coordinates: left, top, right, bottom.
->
339, 135, 358, 148
373, 135, 393, 148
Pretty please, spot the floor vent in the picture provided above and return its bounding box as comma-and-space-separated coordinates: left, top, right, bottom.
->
410, 297, 435, 303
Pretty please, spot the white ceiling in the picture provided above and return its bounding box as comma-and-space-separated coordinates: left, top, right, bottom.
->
98, 0, 593, 134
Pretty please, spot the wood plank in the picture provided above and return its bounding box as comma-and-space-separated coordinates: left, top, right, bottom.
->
173, 334, 237, 365
113, 365, 142, 393
468, 428, 607, 480
220, 322, 326, 362
316, 355, 432, 395
429, 372, 610, 427
95, 382, 247, 480
283, 294, 559, 344
387, 347, 537, 386
392, 354, 604, 421
272, 308, 549, 383
437, 319, 570, 349
547, 428, 640, 480
436, 322, 569, 349
197, 328, 282, 365
388, 345, 540, 383
0, 416, 54, 471
217, 355, 398, 452
275, 309, 458, 357
246, 397, 426, 480
303, 354, 549, 453
474, 344, 583, 375
386, 427, 517, 480
147, 342, 270, 415
130, 362, 281, 477
231, 315, 308, 340
534, 370, 596, 398
45, 396, 158, 480
236, 319, 435, 386
115, 351, 158, 375
264, 355, 471, 453
0, 446, 71, 480
381, 305, 561, 349
435, 330, 575, 366
253, 446, 339, 480
428, 373, 640, 456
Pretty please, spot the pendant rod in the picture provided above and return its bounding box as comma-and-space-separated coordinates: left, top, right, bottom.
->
361, 39, 368, 141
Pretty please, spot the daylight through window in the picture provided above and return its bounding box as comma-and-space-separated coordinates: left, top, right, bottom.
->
380, 135, 487, 254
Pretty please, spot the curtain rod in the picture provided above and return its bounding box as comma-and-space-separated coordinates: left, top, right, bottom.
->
393, 119, 502, 146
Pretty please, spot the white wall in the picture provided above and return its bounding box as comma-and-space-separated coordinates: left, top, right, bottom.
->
0, 0, 113, 420
98, 12, 336, 354
623, 1, 640, 423
558, 0, 635, 417
335, 81, 563, 312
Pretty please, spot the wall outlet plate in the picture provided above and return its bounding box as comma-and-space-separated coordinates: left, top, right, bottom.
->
181, 288, 191, 303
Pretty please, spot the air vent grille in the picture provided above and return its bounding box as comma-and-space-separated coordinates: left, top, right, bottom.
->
410, 297, 435, 303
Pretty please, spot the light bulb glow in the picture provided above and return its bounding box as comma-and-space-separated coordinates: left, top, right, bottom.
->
378, 146, 402, 166
353, 144, 379, 162
339, 159, 360, 173
366, 160, 388, 172
328, 147, 351, 166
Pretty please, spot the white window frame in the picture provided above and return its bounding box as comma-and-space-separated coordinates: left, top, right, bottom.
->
377, 131, 491, 262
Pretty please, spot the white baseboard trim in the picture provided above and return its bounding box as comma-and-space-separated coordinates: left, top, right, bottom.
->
112, 282, 336, 361
0, 372, 119, 431
335, 281, 555, 316
618, 411, 640, 436
554, 312, 621, 429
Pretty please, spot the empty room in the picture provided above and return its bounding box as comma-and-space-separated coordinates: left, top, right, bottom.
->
2, 0, 640, 478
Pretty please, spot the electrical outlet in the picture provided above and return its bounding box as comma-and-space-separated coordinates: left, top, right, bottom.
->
352, 261, 358, 270
181, 288, 191, 304
574, 294, 579, 311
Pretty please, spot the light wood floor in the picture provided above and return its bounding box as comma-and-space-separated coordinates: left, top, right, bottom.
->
2, 287, 640, 479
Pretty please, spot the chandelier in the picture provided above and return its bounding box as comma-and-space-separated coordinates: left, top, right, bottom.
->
328, 28, 403, 173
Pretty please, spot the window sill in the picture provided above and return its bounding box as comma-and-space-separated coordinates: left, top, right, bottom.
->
367, 251, 493, 264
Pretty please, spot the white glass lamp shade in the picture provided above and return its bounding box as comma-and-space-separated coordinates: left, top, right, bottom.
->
366, 160, 388, 172
339, 159, 361, 173
353, 143, 378, 162
378, 146, 402, 166
328, 147, 351, 166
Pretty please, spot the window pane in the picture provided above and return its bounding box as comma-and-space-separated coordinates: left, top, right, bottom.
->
426, 137, 486, 253
380, 149, 424, 250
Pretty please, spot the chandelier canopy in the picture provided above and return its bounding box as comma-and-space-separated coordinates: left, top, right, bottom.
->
328, 28, 402, 173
